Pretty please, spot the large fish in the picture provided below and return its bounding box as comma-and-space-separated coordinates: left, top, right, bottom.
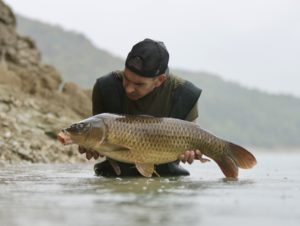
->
57, 113, 257, 178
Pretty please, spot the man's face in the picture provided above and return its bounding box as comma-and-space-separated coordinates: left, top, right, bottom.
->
123, 68, 166, 100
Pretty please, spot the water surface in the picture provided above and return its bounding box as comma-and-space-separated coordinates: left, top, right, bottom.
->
0, 152, 299, 226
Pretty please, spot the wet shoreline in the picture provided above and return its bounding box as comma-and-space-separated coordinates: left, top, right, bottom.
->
0, 153, 300, 226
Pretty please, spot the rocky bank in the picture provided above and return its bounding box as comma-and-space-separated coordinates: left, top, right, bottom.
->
0, 0, 94, 165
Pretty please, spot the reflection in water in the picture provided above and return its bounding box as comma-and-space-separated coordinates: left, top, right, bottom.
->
0, 153, 300, 226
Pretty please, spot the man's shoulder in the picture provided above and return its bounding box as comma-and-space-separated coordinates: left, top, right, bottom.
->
168, 73, 202, 120
168, 73, 201, 95
96, 70, 123, 83
94, 70, 124, 94
167, 73, 186, 89
93, 70, 124, 114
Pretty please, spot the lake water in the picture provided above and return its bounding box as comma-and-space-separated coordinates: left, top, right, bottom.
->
0, 152, 299, 226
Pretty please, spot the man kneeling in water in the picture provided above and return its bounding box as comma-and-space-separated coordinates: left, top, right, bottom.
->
79, 38, 202, 177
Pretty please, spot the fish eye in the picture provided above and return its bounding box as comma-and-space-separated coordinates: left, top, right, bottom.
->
77, 123, 86, 129
66, 122, 91, 134
79, 122, 91, 131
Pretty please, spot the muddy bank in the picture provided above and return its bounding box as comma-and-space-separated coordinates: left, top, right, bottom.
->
0, 0, 92, 164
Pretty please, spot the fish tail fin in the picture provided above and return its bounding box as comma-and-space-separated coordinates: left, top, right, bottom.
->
228, 142, 257, 169
213, 142, 257, 178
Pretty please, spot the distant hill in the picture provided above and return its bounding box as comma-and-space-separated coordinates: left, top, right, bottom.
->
177, 69, 300, 148
16, 15, 300, 149
16, 15, 124, 87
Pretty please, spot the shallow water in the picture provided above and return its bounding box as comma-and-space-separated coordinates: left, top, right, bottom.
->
0, 152, 300, 226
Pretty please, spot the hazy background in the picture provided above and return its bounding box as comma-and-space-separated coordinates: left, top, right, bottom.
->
7, 0, 300, 97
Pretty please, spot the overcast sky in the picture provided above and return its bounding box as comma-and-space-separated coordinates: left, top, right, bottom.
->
7, 0, 300, 97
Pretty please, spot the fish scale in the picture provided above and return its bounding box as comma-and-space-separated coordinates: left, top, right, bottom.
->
102, 115, 225, 165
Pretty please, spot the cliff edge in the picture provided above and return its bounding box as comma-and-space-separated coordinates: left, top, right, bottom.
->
0, 0, 93, 165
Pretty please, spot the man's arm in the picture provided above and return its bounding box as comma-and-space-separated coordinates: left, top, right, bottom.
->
178, 101, 204, 164
79, 80, 104, 160
184, 101, 198, 122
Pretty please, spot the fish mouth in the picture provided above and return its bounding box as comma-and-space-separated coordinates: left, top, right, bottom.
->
57, 131, 74, 145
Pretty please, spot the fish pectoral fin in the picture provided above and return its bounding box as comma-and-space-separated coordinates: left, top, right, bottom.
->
135, 163, 155, 178
198, 156, 211, 163
153, 169, 160, 177
108, 159, 121, 176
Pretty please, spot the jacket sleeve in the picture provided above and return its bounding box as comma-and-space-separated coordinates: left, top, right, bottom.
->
184, 101, 199, 122
170, 80, 202, 120
92, 79, 104, 115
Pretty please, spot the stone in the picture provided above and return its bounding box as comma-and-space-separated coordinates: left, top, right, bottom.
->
0, 0, 89, 164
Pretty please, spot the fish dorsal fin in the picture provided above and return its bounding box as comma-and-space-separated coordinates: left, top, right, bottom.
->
135, 163, 155, 177
108, 159, 121, 176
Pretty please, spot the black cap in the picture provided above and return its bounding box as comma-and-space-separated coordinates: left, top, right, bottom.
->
125, 38, 169, 77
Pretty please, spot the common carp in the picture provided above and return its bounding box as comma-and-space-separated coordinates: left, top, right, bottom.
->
57, 113, 257, 178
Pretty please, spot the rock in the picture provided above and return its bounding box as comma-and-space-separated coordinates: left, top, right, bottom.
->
0, 0, 90, 164
0, 0, 16, 26
62, 82, 92, 117
4, 131, 11, 138
39, 64, 62, 91
29, 142, 42, 150
0, 65, 22, 87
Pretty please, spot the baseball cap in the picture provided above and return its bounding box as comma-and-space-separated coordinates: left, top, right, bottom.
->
125, 38, 169, 77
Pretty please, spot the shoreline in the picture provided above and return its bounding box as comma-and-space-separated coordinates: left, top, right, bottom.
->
247, 147, 300, 153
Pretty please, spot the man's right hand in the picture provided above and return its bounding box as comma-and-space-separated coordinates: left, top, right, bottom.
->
78, 146, 104, 160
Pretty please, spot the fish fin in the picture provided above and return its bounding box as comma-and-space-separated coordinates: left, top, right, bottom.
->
198, 156, 211, 163
135, 163, 154, 177
108, 159, 121, 176
215, 155, 239, 178
213, 142, 257, 178
153, 169, 160, 177
228, 142, 257, 169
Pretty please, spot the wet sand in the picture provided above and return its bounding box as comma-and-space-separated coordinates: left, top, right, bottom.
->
0, 152, 299, 226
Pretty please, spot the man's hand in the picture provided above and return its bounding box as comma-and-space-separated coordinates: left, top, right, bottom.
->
178, 150, 210, 164
78, 146, 104, 160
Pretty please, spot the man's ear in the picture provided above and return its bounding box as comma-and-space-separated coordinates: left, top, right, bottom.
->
154, 74, 167, 87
